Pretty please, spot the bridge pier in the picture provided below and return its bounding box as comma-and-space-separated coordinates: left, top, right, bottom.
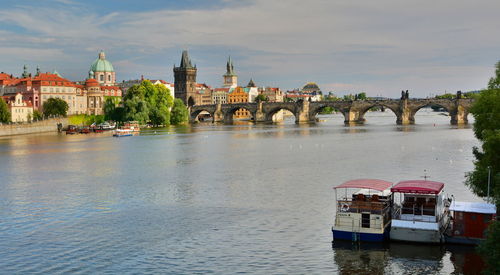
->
296, 100, 312, 123
397, 98, 415, 125
343, 109, 365, 125
450, 101, 469, 125
255, 102, 267, 123
214, 104, 224, 123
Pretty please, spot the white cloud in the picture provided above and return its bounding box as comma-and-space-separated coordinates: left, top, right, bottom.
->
0, 0, 499, 96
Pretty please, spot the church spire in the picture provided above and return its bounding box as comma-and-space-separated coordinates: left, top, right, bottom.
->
226, 56, 235, 76
22, 65, 29, 78
247, 78, 256, 87
179, 50, 194, 69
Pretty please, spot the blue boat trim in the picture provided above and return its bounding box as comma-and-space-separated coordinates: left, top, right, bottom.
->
332, 228, 390, 242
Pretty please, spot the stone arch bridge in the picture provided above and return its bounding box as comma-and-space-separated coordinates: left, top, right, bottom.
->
189, 96, 473, 125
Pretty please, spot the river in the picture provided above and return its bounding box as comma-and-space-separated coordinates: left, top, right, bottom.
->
0, 110, 485, 274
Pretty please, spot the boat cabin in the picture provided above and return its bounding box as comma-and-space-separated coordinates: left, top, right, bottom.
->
447, 201, 496, 244
391, 180, 448, 223
332, 179, 394, 242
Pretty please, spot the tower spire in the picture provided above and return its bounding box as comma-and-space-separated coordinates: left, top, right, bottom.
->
180, 50, 193, 68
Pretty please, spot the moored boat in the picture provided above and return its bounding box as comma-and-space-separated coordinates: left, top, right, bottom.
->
445, 201, 496, 245
390, 180, 452, 243
332, 179, 394, 242
113, 129, 133, 137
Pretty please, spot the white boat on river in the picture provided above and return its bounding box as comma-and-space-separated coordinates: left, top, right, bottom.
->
390, 180, 452, 244
332, 179, 394, 242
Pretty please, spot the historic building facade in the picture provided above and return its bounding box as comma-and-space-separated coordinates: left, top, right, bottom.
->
174, 50, 198, 106
2, 93, 33, 122
1, 51, 122, 120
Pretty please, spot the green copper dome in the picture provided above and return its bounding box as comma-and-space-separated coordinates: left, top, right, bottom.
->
90, 51, 114, 72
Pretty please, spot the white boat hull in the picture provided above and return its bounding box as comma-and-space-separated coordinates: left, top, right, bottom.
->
390, 220, 444, 243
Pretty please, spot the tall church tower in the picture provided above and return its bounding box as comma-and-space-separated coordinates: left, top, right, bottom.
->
174, 50, 197, 106
223, 56, 237, 88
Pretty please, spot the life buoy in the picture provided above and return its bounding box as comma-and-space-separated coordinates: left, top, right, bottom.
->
341, 203, 350, 212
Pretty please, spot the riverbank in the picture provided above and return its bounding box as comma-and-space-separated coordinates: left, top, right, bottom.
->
0, 117, 68, 137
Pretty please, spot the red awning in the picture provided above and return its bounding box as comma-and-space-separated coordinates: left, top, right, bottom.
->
334, 179, 394, 191
391, 180, 444, 194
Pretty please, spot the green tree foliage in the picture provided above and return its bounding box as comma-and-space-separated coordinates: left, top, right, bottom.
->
109, 80, 174, 126
0, 97, 10, 123
435, 93, 455, 99
465, 62, 500, 274
477, 221, 500, 275
255, 94, 268, 102
42, 98, 68, 117
170, 98, 189, 125
32, 110, 43, 121
487, 61, 500, 89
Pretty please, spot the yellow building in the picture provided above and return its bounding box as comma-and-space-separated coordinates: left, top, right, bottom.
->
227, 87, 251, 119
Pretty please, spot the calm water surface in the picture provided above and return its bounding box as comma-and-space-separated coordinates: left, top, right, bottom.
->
0, 111, 484, 274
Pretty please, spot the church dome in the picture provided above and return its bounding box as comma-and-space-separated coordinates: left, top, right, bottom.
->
90, 51, 114, 72
302, 82, 320, 91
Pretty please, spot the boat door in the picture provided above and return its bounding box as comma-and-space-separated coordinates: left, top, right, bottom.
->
362, 213, 370, 228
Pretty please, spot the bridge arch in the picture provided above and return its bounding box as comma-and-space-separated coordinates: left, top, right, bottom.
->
223, 105, 256, 124
265, 106, 297, 123
410, 101, 455, 125
190, 109, 214, 122
188, 96, 195, 107
357, 103, 401, 124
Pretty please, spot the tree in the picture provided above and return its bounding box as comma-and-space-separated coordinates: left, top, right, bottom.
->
487, 61, 500, 89
465, 62, 500, 274
357, 92, 367, 100
32, 110, 43, 121
477, 221, 500, 275
43, 98, 68, 117
255, 94, 268, 102
170, 98, 189, 125
104, 98, 116, 121
115, 80, 174, 126
0, 97, 10, 123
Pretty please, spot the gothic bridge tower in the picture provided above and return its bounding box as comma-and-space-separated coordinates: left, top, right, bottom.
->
174, 50, 197, 106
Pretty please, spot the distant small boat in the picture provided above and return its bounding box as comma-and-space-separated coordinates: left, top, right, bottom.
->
113, 129, 133, 137
66, 125, 78, 135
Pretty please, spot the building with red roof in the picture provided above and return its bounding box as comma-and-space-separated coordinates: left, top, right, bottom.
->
1, 52, 123, 116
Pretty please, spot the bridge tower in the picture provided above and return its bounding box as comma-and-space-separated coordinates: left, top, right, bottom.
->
174, 50, 197, 106
222, 56, 238, 88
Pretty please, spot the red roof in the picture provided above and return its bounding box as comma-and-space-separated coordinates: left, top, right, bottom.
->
391, 180, 444, 194
334, 179, 394, 191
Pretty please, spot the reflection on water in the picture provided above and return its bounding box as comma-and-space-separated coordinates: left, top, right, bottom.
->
0, 112, 483, 274
333, 241, 480, 275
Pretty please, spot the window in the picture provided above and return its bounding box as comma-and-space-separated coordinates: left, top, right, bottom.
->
100, 75, 104, 81
50, 88, 54, 92
43, 95, 47, 99
108, 75, 111, 81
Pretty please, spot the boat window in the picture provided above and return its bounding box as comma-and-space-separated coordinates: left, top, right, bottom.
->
362, 213, 370, 228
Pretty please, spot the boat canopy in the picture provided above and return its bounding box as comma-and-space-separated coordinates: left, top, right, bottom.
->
450, 201, 496, 214
391, 180, 444, 195
334, 179, 393, 191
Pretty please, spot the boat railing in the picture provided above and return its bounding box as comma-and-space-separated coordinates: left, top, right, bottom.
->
392, 204, 438, 223
337, 200, 390, 215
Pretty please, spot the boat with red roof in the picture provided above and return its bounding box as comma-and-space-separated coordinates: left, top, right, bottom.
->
332, 179, 394, 242
390, 180, 452, 243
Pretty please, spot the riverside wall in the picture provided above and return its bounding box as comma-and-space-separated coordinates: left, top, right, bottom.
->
0, 118, 69, 137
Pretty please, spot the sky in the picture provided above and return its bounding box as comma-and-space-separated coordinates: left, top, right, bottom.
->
0, 0, 499, 98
